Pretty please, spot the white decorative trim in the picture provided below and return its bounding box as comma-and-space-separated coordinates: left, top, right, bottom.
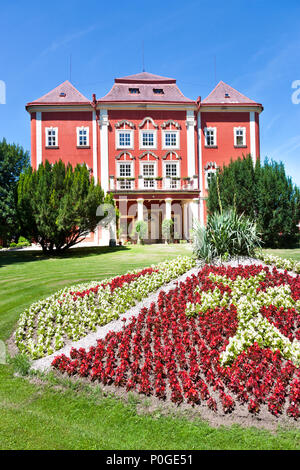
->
138, 151, 159, 160
162, 129, 180, 150
197, 112, 203, 223
100, 109, 109, 192
162, 151, 181, 160
161, 120, 181, 129
116, 151, 135, 160
115, 120, 134, 129
138, 116, 158, 129
186, 110, 196, 178
92, 111, 97, 183
36, 112, 42, 167
250, 112, 256, 163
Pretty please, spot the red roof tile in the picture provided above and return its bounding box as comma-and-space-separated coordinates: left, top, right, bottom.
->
202, 81, 259, 105
27, 80, 90, 105
98, 72, 194, 103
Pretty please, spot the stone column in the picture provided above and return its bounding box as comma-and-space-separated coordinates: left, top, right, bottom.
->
137, 198, 144, 221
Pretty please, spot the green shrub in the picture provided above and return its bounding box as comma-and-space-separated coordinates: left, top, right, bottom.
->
9, 242, 17, 248
162, 219, 174, 243
193, 209, 261, 262
17, 236, 30, 246
134, 221, 148, 244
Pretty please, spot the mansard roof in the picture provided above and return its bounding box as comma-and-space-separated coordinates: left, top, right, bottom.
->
98, 71, 194, 104
202, 81, 261, 106
27, 80, 90, 106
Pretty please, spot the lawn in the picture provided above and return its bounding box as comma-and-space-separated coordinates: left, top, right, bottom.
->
262, 248, 300, 262
0, 244, 299, 450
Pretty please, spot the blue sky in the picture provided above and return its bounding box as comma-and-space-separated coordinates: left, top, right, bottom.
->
1, 0, 300, 185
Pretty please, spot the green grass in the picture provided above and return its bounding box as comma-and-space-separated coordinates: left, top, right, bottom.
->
262, 248, 300, 262
0, 244, 300, 450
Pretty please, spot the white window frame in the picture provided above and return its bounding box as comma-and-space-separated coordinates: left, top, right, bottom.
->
162, 130, 180, 149
139, 130, 157, 149
77, 126, 89, 147
205, 168, 217, 190
140, 161, 157, 189
117, 161, 134, 178
234, 127, 246, 147
163, 161, 180, 178
204, 127, 217, 147
45, 127, 58, 147
116, 129, 134, 149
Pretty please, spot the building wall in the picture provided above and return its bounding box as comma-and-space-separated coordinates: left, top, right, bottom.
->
40, 111, 94, 169
106, 109, 197, 180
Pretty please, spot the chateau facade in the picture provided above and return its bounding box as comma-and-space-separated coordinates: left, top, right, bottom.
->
26, 72, 263, 244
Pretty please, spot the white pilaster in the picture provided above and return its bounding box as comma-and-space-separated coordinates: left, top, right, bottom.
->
165, 198, 172, 220
191, 198, 199, 223
250, 111, 256, 164
92, 111, 98, 183
197, 111, 203, 195
186, 110, 196, 178
137, 198, 144, 221
99, 109, 109, 192
36, 111, 42, 168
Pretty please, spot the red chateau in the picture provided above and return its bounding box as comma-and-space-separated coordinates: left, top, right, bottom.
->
26, 72, 263, 245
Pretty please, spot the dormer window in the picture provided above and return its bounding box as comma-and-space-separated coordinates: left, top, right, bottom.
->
225, 92, 230, 98
59, 92, 66, 97
153, 88, 164, 94
129, 88, 140, 94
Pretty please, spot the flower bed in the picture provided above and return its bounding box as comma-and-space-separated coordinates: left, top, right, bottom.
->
52, 264, 300, 419
256, 251, 300, 274
15, 256, 195, 359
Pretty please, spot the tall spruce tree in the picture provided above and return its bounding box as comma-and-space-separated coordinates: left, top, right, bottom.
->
0, 139, 30, 245
17, 160, 115, 253
207, 155, 299, 248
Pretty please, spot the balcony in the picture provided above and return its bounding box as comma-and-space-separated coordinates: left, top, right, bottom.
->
110, 176, 198, 191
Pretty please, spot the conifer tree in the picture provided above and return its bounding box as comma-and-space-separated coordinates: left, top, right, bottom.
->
17, 160, 115, 253
207, 155, 299, 248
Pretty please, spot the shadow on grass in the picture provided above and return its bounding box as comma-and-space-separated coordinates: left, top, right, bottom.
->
0, 245, 130, 268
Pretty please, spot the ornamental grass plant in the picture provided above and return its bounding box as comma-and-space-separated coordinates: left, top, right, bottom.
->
192, 209, 261, 262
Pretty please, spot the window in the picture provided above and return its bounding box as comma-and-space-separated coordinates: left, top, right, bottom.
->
142, 162, 156, 189
204, 127, 216, 147
116, 130, 133, 149
142, 163, 155, 177
118, 162, 132, 177
46, 127, 58, 147
163, 131, 179, 148
205, 169, 217, 189
129, 88, 140, 94
153, 88, 164, 94
234, 127, 246, 147
140, 130, 156, 149
77, 127, 89, 147
165, 162, 178, 177
118, 179, 133, 190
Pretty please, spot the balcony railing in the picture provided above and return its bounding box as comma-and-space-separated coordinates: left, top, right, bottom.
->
110, 176, 198, 191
